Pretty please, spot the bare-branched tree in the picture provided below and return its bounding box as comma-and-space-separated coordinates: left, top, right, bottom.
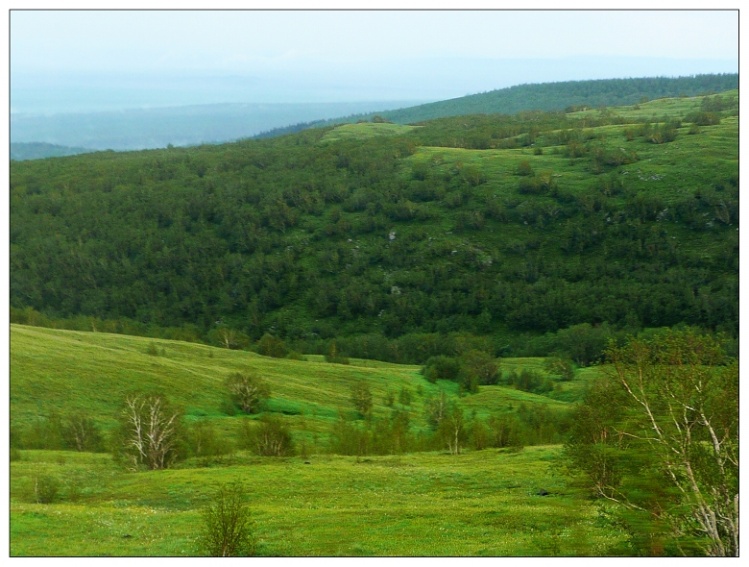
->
118, 393, 182, 470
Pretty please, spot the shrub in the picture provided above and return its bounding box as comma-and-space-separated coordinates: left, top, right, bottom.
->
516, 160, 533, 176
487, 414, 525, 449
422, 355, 460, 383
247, 416, 294, 457
644, 122, 679, 144
188, 420, 234, 461
554, 322, 612, 366
329, 415, 372, 456
517, 176, 545, 195
685, 111, 721, 126
325, 341, 350, 364
114, 393, 185, 470
459, 350, 499, 387
436, 405, 467, 455
424, 390, 451, 429
208, 327, 250, 350
65, 475, 84, 502
22, 414, 65, 450
225, 372, 271, 414
257, 333, 288, 358
33, 474, 60, 504
350, 381, 373, 418
61, 414, 104, 452
544, 357, 575, 381
511, 369, 554, 394
198, 482, 255, 557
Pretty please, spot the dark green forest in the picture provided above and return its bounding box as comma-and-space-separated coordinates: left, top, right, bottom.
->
9, 80, 738, 365
378, 74, 740, 123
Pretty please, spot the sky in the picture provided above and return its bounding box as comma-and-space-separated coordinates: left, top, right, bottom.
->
10, 9, 739, 72
7, 4, 740, 112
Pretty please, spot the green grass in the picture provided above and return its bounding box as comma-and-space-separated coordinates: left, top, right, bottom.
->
320, 122, 418, 143
10, 324, 619, 556
409, 114, 737, 205
569, 91, 737, 122
10, 447, 622, 556
10, 324, 569, 439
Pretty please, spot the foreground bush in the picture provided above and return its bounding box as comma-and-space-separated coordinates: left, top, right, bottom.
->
198, 482, 255, 557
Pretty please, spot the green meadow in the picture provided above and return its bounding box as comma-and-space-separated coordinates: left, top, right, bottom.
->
11, 448, 623, 557
10, 324, 621, 556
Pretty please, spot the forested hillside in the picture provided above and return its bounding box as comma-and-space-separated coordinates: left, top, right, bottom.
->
10, 89, 738, 363
378, 74, 739, 123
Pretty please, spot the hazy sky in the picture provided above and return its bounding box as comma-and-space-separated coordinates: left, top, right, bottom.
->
8, 6, 741, 110
12, 9, 738, 71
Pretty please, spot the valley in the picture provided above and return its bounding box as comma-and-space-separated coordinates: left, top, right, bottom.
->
9, 76, 739, 557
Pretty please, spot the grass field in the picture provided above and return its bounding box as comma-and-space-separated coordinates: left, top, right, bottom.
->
10, 324, 573, 441
10, 447, 621, 556
9, 324, 622, 556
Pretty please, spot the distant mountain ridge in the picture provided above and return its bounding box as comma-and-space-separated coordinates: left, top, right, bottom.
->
10, 142, 95, 161
256, 74, 739, 138
11, 74, 737, 157
380, 74, 739, 122
9, 100, 430, 154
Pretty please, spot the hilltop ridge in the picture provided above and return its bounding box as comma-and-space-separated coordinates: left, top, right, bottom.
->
256, 74, 738, 138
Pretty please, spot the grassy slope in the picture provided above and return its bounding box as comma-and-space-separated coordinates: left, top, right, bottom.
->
10, 324, 571, 439
10, 325, 615, 556
403, 94, 738, 255
308, 94, 737, 313
320, 121, 419, 143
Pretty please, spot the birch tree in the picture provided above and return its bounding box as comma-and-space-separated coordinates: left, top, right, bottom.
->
566, 330, 738, 556
438, 405, 466, 455
118, 393, 183, 470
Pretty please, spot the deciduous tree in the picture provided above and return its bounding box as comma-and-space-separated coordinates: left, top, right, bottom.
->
116, 393, 183, 470
225, 372, 270, 414
350, 380, 373, 419
565, 330, 738, 556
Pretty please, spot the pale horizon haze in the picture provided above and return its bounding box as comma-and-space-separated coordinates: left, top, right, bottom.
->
8, 6, 740, 114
